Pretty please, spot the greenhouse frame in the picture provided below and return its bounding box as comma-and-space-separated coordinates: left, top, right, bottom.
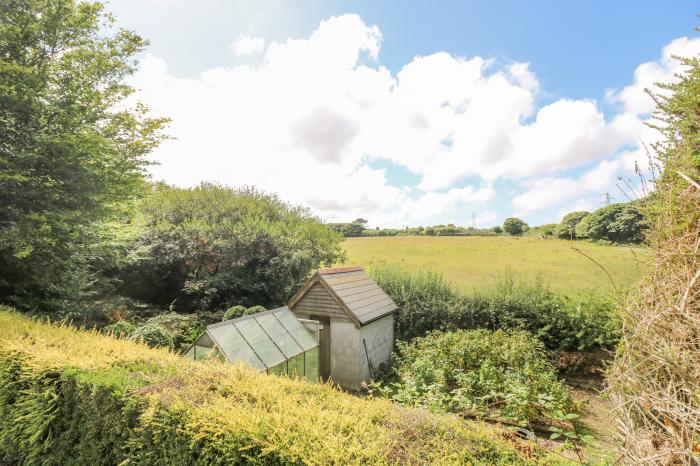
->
184, 306, 320, 380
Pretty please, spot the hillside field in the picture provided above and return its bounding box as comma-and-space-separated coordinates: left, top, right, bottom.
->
341, 236, 648, 293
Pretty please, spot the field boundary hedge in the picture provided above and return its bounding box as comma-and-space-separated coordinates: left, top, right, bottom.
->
0, 307, 564, 465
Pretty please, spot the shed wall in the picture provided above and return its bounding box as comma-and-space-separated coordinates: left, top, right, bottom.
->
292, 282, 347, 320
329, 319, 363, 390
359, 315, 394, 382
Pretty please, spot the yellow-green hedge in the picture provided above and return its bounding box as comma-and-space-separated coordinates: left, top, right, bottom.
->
0, 307, 565, 465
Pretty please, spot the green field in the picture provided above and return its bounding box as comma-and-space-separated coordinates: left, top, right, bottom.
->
341, 236, 648, 293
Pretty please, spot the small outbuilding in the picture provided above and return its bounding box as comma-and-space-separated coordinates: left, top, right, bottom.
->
288, 266, 397, 391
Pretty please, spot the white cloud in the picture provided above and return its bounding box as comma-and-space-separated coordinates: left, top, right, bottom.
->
610, 37, 700, 115
129, 14, 692, 227
230, 34, 265, 57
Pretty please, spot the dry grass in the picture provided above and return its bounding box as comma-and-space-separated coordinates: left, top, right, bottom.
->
608, 179, 700, 464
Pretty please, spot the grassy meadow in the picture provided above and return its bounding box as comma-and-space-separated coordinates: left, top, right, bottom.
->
341, 236, 648, 293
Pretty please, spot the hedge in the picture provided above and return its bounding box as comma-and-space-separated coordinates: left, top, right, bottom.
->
0, 307, 564, 465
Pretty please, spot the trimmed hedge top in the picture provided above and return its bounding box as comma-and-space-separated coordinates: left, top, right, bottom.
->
0, 307, 565, 465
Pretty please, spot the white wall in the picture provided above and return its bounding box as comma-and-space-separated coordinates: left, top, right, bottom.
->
290, 312, 394, 392
359, 315, 394, 382
329, 318, 363, 390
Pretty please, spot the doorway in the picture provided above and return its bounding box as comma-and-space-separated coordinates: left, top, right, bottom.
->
309, 315, 330, 380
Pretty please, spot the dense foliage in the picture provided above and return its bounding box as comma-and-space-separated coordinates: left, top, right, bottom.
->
372, 265, 620, 352
609, 51, 700, 462
0, 308, 563, 465
385, 329, 575, 426
574, 203, 648, 244
223, 304, 265, 321
120, 184, 345, 311
555, 212, 590, 239
502, 218, 529, 236
328, 218, 367, 237
130, 323, 174, 349
102, 320, 136, 338
0, 0, 167, 312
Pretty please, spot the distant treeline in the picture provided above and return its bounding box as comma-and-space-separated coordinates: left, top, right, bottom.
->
330, 201, 648, 244
328, 220, 499, 237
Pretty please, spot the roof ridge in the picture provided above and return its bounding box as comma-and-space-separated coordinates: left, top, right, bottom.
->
317, 265, 363, 275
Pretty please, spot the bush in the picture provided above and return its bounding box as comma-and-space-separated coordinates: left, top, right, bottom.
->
371, 265, 620, 352
386, 329, 576, 426
502, 218, 529, 236
130, 324, 175, 349
102, 320, 136, 338
222, 305, 247, 321
555, 211, 590, 239
120, 183, 345, 311
222, 304, 265, 321
574, 203, 647, 243
0, 308, 563, 465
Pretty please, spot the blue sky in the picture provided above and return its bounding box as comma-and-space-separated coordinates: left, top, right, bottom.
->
110, 1, 700, 228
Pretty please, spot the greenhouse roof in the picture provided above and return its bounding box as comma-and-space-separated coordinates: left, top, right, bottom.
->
203, 306, 319, 371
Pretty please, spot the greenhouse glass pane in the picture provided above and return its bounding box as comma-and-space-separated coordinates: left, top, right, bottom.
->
234, 319, 286, 368
197, 333, 215, 348
257, 313, 303, 358
268, 362, 287, 376
208, 324, 266, 370
289, 327, 318, 351
194, 345, 215, 359
287, 353, 305, 378
274, 308, 303, 331
183, 346, 195, 359
304, 347, 319, 381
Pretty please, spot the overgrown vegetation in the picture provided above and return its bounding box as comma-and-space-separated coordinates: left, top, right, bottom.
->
119, 183, 344, 312
380, 329, 576, 427
372, 264, 620, 352
0, 0, 168, 312
574, 203, 648, 244
608, 49, 700, 462
0, 308, 564, 465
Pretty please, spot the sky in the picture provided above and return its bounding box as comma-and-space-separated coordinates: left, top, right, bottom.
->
108, 0, 700, 228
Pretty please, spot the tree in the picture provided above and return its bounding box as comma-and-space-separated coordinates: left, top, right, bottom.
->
503, 218, 529, 236
574, 204, 647, 243
121, 184, 345, 311
0, 0, 167, 311
555, 211, 590, 239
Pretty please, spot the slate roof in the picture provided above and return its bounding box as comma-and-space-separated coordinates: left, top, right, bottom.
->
288, 266, 398, 326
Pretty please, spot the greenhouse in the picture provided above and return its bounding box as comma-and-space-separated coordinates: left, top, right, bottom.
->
184, 306, 320, 380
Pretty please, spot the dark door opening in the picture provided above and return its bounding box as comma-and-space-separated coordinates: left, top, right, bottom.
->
309, 315, 330, 380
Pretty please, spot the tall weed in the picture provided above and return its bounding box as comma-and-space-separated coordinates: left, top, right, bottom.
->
371, 264, 620, 351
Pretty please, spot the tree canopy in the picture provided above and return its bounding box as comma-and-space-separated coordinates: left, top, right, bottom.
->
574, 203, 647, 243
502, 217, 529, 236
0, 0, 168, 311
555, 211, 590, 239
120, 183, 345, 311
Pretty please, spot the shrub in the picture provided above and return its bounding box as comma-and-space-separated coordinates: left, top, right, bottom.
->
102, 320, 136, 338
555, 211, 590, 239
0, 308, 563, 465
120, 183, 345, 311
371, 265, 620, 352
503, 218, 529, 236
222, 305, 247, 321
130, 324, 174, 349
386, 329, 576, 426
222, 304, 265, 321
371, 265, 460, 342
574, 203, 647, 243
